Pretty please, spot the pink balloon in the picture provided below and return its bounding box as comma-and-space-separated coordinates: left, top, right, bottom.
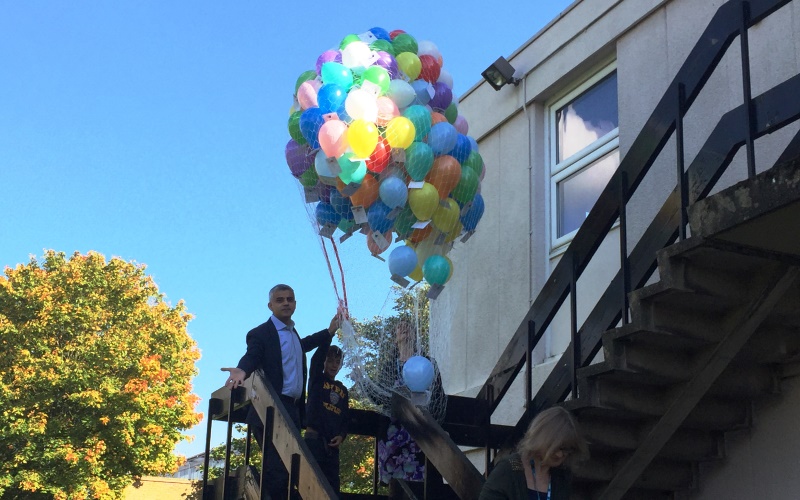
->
454, 115, 469, 135
318, 119, 349, 158
375, 96, 399, 126
297, 80, 321, 110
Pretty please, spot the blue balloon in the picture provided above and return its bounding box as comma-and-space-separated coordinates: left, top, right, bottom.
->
367, 201, 394, 233
468, 135, 479, 153
329, 189, 354, 219
315, 202, 341, 226
402, 355, 435, 392
448, 134, 472, 164
299, 107, 325, 148
427, 122, 458, 155
320, 62, 353, 89
388, 245, 418, 277
317, 83, 347, 115
379, 176, 408, 209
411, 80, 432, 105
460, 193, 485, 231
369, 27, 392, 41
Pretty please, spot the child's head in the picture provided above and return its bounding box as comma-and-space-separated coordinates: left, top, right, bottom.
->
324, 345, 344, 379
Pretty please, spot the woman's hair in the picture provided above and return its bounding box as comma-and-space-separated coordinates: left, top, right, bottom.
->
517, 406, 589, 467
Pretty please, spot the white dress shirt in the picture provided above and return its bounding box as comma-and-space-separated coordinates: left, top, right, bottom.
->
271, 315, 303, 399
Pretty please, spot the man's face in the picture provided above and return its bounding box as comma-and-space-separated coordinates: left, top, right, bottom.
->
268, 289, 296, 322
324, 355, 342, 379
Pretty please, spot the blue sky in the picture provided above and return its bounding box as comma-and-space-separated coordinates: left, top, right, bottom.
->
0, 1, 573, 459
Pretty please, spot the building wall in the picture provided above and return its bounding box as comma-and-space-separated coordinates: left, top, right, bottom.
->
433, 0, 800, 475
122, 476, 197, 500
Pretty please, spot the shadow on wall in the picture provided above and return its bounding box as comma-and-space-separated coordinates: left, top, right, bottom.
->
122, 476, 200, 499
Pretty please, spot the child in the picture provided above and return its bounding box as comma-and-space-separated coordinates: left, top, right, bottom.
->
305, 339, 349, 495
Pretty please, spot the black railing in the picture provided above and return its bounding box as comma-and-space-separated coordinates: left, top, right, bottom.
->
477, 0, 800, 445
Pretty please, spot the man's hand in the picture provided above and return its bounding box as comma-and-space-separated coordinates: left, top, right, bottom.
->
328, 435, 344, 448
220, 367, 246, 389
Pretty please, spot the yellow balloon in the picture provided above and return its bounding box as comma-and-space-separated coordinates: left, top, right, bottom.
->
414, 234, 441, 264
407, 182, 439, 220
347, 119, 379, 158
444, 220, 463, 243
409, 264, 423, 282
444, 256, 454, 282
385, 116, 415, 149
396, 52, 422, 80
432, 198, 460, 233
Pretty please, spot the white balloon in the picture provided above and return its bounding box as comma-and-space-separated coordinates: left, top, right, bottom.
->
341, 41, 372, 68
387, 79, 416, 109
437, 68, 454, 90
344, 88, 378, 123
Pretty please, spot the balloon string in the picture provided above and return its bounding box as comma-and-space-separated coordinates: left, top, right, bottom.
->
318, 235, 348, 315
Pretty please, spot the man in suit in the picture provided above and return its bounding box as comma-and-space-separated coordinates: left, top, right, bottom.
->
222, 283, 340, 499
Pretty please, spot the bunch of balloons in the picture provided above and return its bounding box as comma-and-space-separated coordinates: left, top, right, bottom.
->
285, 27, 486, 288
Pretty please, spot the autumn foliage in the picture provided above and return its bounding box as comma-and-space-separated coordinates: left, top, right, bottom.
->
0, 251, 202, 499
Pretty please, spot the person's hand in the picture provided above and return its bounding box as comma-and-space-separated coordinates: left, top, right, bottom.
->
220, 367, 246, 389
328, 307, 347, 336
328, 435, 344, 448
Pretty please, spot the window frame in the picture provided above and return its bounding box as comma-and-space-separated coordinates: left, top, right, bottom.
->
547, 60, 619, 253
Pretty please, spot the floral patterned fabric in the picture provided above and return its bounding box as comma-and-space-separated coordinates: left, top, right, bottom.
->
377, 421, 424, 483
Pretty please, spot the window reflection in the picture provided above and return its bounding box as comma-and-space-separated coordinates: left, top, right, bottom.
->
556, 73, 618, 163
557, 149, 619, 237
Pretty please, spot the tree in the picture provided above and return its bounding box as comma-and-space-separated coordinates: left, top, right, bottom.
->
0, 250, 202, 499
338, 397, 378, 495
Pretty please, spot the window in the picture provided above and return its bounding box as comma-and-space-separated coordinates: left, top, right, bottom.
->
549, 63, 618, 249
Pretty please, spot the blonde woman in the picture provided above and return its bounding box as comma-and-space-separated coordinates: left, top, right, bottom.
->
479, 406, 588, 500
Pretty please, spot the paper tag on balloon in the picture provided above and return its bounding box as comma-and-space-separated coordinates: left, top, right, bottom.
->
460, 230, 475, 243
352, 206, 368, 225
343, 182, 360, 196
391, 149, 406, 164
358, 31, 378, 44
326, 156, 341, 176
412, 220, 430, 229
318, 222, 337, 239
371, 254, 386, 262
460, 201, 474, 217
439, 199, 451, 207
391, 274, 410, 288
427, 284, 444, 300
426, 85, 435, 100
370, 231, 391, 253
365, 51, 381, 67
408, 180, 425, 190
359, 224, 370, 235
361, 80, 382, 97
304, 187, 320, 203
322, 112, 340, 122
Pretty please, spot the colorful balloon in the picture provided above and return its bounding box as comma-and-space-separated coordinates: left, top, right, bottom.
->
384, 116, 415, 149
403, 355, 434, 392
379, 176, 408, 209
423, 254, 451, 285
407, 182, 439, 220
388, 245, 418, 277
321, 62, 354, 89
349, 173, 380, 208
396, 52, 421, 80
426, 155, 461, 198
432, 198, 460, 233
347, 119, 379, 158
367, 201, 394, 233
404, 142, 435, 181
460, 193, 485, 231
318, 119, 349, 158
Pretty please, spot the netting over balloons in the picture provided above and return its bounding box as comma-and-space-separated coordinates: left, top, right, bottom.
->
284, 27, 486, 295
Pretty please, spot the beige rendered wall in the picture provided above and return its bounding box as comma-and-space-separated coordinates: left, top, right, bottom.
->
123, 476, 197, 500
432, 0, 800, 472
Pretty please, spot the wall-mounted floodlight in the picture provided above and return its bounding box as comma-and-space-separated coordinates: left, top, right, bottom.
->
481, 56, 521, 91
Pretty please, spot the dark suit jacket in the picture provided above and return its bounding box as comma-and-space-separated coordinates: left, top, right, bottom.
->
236, 316, 332, 423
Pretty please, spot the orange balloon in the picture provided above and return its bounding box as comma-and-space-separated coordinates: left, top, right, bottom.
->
407, 225, 432, 244
426, 155, 462, 199
430, 112, 447, 125
349, 174, 380, 208
367, 230, 393, 255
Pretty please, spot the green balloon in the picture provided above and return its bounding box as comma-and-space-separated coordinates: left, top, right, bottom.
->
288, 111, 306, 145
299, 168, 318, 187
462, 151, 484, 175
294, 70, 317, 94
444, 102, 459, 124
370, 39, 395, 56
392, 33, 418, 55
338, 218, 356, 233
394, 206, 418, 237
423, 255, 450, 285
340, 34, 359, 50
404, 142, 434, 181
361, 66, 391, 93
451, 167, 479, 203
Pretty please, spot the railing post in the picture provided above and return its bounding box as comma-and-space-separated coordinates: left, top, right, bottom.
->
202, 398, 222, 499
740, 0, 757, 178
525, 320, 535, 409
260, 406, 275, 500
618, 172, 630, 325
244, 426, 252, 468
289, 453, 301, 499
676, 82, 688, 240
570, 253, 579, 400
485, 384, 494, 477
222, 390, 238, 500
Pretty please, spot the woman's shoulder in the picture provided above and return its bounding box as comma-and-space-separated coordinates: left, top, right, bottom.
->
493, 452, 525, 472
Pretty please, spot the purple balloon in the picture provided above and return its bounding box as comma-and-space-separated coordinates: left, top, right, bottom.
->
429, 82, 453, 111
285, 139, 314, 178
374, 51, 399, 79
316, 50, 342, 75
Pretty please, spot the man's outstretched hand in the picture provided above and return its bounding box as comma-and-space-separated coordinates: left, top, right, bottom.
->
220, 367, 246, 389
